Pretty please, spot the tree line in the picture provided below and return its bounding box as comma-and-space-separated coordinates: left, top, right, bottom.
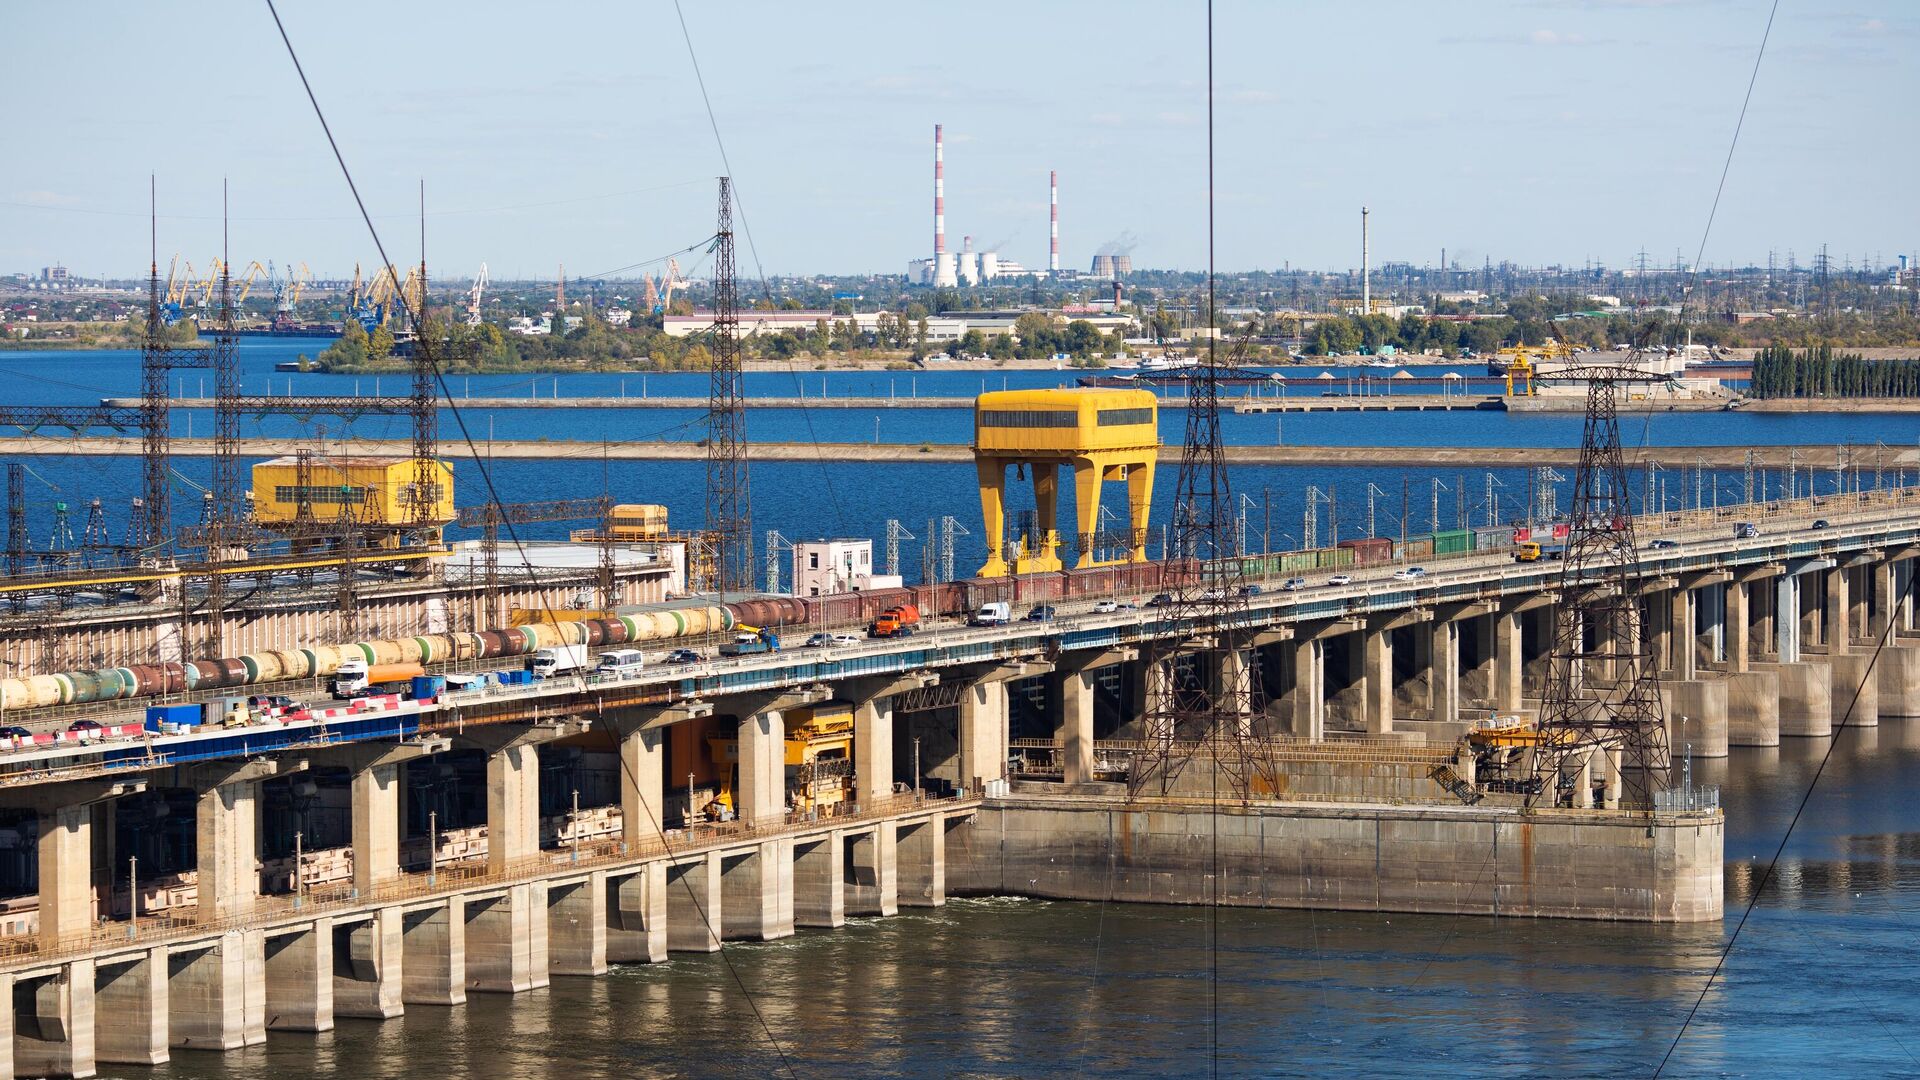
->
1748, 343, 1920, 399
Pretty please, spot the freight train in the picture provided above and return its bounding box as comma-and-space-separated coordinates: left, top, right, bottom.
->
0, 527, 1525, 715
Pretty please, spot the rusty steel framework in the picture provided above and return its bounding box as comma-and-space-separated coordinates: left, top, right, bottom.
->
1529, 364, 1674, 810
454, 497, 615, 628
1127, 345, 1277, 803
139, 177, 173, 553
705, 177, 751, 594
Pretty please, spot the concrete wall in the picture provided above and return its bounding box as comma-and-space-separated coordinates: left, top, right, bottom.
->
949, 794, 1722, 923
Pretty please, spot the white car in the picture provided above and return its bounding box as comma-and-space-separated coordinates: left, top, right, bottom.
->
1091, 600, 1120, 614
1327, 574, 1354, 587
1392, 567, 1428, 581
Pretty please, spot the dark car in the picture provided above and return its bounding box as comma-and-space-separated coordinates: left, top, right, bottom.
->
1025, 605, 1056, 621
1238, 584, 1263, 597
1647, 539, 1680, 550
0, 726, 31, 740
66, 719, 103, 735
1811, 518, 1831, 530
664, 648, 702, 664
248, 694, 297, 711
1147, 593, 1174, 607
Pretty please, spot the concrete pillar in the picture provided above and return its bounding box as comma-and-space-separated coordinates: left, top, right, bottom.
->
36, 803, 93, 950
333, 908, 404, 1019
844, 822, 899, 917
1289, 638, 1324, 740
1879, 644, 1920, 718
1727, 669, 1781, 746
1661, 680, 1729, 759
854, 697, 895, 807
14, 961, 95, 1078
1768, 660, 1832, 737
1492, 610, 1523, 711
737, 711, 786, 825
666, 852, 722, 953
958, 680, 1009, 792
720, 840, 794, 941
1872, 560, 1896, 638
1212, 643, 1254, 729
1825, 566, 1851, 654
1776, 574, 1801, 662
1057, 666, 1096, 785
263, 923, 333, 1032
1430, 620, 1461, 727
168, 931, 266, 1051
196, 781, 260, 924
1726, 580, 1751, 673
549, 873, 609, 976
1363, 624, 1393, 733
350, 763, 402, 896
1459, 613, 1491, 705
400, 898, 466, 1006
1830, 652, 1880, 729
485, 746, 541, 873
1395, 625, 1433, 716
1668, 588, 1697, 679
897, 815, 946, 908
793, 835, 845, 928
619, 725, 666, 851
606, 863, 667, 964
90, 949, 167, 1066
465, 882, 549, 993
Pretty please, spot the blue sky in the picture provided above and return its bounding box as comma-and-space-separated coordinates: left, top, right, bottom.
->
3, 0, 1914, 279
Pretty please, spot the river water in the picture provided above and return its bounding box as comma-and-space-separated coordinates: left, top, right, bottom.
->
112, 721, 1920, 1078
2, 338, 1914, 582
12, 340, 1920, 1074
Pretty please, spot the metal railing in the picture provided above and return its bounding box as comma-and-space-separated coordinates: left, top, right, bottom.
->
1653, 784, 1721, 813
0, 787, 980, 971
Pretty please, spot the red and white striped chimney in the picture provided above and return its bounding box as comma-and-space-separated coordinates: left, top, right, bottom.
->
1048, 170, 1060, 273
934, 124, 947, 258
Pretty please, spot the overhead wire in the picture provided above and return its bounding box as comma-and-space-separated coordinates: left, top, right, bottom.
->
670, 0, 848, 537
1655, 562, 1917, 1077
259, 6, 797, 1076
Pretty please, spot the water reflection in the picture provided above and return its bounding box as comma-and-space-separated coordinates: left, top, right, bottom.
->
136, 720, 1920, 1078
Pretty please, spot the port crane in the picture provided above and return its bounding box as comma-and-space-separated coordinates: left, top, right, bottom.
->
464, 263, 487, 327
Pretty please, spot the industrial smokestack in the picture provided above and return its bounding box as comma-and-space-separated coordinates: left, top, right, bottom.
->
932, 124, 956, 287
1049, 170, 1060, 274
1361, 206, 1371, 313
935, 124, 946, 258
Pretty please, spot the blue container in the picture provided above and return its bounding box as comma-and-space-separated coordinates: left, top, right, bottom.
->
410, 674, 447, 701
145, 703, 203, 732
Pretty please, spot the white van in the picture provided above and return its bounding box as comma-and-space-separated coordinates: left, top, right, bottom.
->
596, 648, 646, 677
969, 602, 1011, 626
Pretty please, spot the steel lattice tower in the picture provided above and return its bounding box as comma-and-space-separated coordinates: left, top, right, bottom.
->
1128, 345, 1275, 803
140, 177, 172, 553
706, 177, 751, 594
406, 186, 441, 540
1530, 366, 1672, 810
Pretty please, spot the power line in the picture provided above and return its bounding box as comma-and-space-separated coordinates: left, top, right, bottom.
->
260, 6, 797, 1075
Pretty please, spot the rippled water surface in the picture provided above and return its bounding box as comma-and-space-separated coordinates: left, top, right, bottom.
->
122, 721, 1920, 1078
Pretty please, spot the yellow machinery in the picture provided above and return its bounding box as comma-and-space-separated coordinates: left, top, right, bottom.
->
570, 504, 669, 542
1497, 342, 1579, 396
973, 388, 1158, 576
250, 455, 454, 530
709, 702, 856, 816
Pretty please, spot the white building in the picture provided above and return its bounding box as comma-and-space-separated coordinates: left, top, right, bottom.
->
792, 538, 877, 597
663, 310, 885, 338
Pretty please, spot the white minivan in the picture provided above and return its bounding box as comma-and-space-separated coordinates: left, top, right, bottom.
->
970, 602, 1011, 626
596, 648, 646, 677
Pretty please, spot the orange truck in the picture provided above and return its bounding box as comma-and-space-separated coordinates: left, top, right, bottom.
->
331, 660, 426, 698
868, 604, 921, 638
